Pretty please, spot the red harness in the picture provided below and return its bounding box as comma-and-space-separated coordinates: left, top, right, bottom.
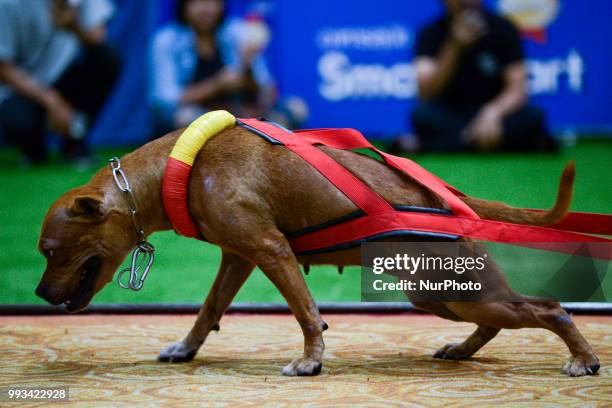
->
163, 118, 612, 260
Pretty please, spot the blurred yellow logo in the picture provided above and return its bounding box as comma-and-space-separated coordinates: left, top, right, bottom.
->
499, 0, 560, 42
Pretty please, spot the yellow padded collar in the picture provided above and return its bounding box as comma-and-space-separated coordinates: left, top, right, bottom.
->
169, 110, 236, 166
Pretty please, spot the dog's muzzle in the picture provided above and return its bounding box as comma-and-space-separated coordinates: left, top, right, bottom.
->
35, 282, 62, 305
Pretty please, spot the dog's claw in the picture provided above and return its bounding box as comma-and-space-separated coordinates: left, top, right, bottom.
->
561, 354, 600, 377
158, 340, 200, 363
282, 357, 322, 376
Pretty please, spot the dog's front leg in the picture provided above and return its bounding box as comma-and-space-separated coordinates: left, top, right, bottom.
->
252, 232, 326, 376
158, 251, 255, 363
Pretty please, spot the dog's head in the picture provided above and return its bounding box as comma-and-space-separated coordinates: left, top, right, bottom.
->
35, 187, 135, 312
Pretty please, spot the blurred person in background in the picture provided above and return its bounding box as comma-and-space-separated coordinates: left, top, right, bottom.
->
393, 0, 556, 153
150, 0, 307, 136
0, 0, 120, 165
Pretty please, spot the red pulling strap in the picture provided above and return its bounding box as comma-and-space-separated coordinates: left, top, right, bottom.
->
295, 128, 478, 218
296, 127, 612, 238
241, 120, 392, 217
528, 210, 612, 235
291, 124, 612, 236
288, 210, 612, 260
238, 119, 612, 259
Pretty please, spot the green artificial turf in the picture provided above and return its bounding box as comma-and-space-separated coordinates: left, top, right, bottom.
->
0, 140, 610, 305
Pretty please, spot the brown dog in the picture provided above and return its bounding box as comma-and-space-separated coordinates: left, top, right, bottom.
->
36, 126, 599, 377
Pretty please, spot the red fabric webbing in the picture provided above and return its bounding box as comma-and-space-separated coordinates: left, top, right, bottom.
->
240, 120, 393, 216
293, 127, 477, 218
288, 210, 612, 259
527, 210, 612, 235
293, 125, 612, 238
237, 119, 612, 260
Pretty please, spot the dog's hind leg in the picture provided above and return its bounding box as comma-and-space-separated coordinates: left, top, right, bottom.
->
158, 251, 255, 363
412, 301, 465, 322
411, 302, 500, 360
444, 301, 600, 376
433, 325, 500, 360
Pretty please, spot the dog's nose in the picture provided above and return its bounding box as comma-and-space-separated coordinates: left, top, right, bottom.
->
36, 282, 64, 305
35, 283, 49, 301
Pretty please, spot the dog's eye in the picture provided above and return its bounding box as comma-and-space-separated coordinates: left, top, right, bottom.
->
45, 249, 54, 258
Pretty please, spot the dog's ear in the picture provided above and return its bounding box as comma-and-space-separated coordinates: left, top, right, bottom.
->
70, 195, 106, 219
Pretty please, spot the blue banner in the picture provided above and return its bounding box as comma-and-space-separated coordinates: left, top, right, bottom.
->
271, 0, 612, 137
90, 0, 612, 145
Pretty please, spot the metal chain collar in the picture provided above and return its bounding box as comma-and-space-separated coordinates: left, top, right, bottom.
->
109, 157, 155, 291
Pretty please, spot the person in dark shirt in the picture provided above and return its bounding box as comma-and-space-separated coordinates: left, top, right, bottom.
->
403, 0, 555, 152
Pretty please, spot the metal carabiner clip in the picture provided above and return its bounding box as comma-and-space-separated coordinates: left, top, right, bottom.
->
117, 241, 155, 291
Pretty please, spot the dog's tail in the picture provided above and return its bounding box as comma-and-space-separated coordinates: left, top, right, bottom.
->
461, 161, 575, 226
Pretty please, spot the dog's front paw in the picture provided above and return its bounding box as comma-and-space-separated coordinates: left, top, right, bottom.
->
282, 357, 322, 376
433, 343, 472, 360
562, 354, 600, 377
158, 340, 200, 363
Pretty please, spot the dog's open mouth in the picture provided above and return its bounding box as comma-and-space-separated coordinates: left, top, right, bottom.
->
65, 256, 101, 312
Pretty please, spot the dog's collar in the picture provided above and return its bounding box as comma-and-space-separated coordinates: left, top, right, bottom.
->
108, 157, 155, 291
162, 110, 236, 239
